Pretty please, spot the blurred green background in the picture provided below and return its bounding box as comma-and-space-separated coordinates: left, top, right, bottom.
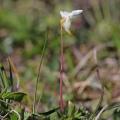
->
0, 0, 120, 118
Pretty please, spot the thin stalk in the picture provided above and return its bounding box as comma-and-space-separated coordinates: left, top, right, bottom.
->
33, 32, 47, 114
95, 105, 108, 120
60, 23, 64, 112
90, 49, 104, 120
93, 64, 104, 113
1, 110, 20, 120
94, 49, 104, 112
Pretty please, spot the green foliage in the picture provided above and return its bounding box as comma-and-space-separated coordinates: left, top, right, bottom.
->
0, 9, 31, 42
26, 102, 90, 120
38, 107, 59, 116
113, 108, 120, 120
0, 61, 26, 119
2, 92, 26, 102
10, 111, 19, 120
60, 102, 90, 120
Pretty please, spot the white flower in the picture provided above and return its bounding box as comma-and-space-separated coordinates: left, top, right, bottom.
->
60, 10, 83, 35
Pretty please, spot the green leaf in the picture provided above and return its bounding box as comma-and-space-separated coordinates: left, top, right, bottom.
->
8, 58, 14, 91
2, 92, 26, 102
26, 114, 41, 120
39, 107, 59, 116
23, 112, 31, 120
113, 108, 120, 120
10, 112, 19, 120
50, 112, 59, 120
68, 101, 76, 117
0, 64, 9, 88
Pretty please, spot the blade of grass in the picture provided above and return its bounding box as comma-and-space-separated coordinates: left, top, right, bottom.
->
0, 64, 5, 88
33, 29, 48, 114
7, 58, 14, 91
0, 65, 9, 88
7, 57, 20, 90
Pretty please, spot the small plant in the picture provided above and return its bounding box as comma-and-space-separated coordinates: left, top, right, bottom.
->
58, 101, 90, 120
26, 101, 90, 120
60, 10, 83, 111
0, 58, 26, 120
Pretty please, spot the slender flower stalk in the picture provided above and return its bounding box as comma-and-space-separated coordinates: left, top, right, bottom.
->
59, 21, 64, 111
59, 10, 83, 111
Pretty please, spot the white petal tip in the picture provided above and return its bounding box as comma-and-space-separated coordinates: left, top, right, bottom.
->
76, 10, 83, 13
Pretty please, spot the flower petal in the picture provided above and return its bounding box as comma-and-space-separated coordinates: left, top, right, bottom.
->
70, 10, 83, 18
60, 11, 70, 18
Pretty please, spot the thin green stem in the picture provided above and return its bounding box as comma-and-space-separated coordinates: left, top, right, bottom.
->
33, 31, 47, 114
